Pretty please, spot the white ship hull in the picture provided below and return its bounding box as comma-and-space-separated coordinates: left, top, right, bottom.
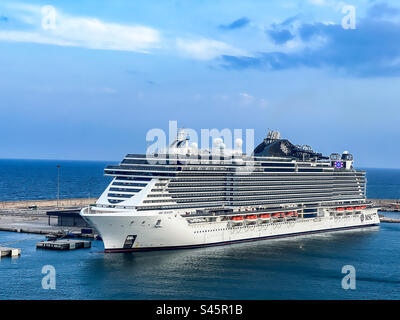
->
81, 207, 380, 252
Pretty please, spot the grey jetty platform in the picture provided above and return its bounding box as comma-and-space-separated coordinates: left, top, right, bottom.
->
36, 239, 91, 250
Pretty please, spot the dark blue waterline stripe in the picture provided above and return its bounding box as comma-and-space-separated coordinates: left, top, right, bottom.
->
103, 223, 379, 253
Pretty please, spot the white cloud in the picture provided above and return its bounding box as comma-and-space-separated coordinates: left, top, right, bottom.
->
239, 92, 254, 105
50, 16, 160, 52
176, 38, 248, 60
0, 3, 160, 53
0, 31, 76, 46
0, 2, 251, 61
238, 93, 269, 108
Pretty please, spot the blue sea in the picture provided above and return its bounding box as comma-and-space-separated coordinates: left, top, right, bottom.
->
0, 159, 400, 300
0, 159, 116, 201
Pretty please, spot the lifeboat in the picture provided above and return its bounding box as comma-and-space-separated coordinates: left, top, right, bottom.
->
336, 208, 345, 215
231, 216, 244, 221
272, 212, 282, 218
245, 215, 258, 224
230, 216, 244, 225
346, 207, 354, 211
287, 211, 298, 217
245, 215, 258, 220
284, 211, 295, 219
259, 213, 271, 219
354, 205, 366, 213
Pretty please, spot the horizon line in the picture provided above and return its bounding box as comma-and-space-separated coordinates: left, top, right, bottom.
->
0, 157, 399, 170
0, 157, 119, 163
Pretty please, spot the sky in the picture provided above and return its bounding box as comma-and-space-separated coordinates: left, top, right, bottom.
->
0, 0, 399, 168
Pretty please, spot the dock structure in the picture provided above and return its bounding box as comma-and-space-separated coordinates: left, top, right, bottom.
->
46, 209, 93, 228
0, 198, 97, 210
36, 239, 91, 250
379, 215, 400, 223
371, 199, 400, 212
0, 247, 21, 258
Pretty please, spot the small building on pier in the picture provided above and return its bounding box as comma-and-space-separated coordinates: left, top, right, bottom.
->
46, 209, 92, 228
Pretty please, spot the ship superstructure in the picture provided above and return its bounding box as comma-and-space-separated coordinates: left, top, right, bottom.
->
80, 129, 380, 252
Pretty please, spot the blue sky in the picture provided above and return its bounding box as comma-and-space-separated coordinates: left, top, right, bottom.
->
0, 0, 399, 168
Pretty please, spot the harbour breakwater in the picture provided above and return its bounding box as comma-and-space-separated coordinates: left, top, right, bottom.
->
0, 198, 97, 209
369, 199, 400, 212
0, 198, 98, 235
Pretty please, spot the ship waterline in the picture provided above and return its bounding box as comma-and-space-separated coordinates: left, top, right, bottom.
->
80, 129, 380, 251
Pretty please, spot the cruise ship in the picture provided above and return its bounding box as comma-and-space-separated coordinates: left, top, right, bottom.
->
80, 129, 380, 252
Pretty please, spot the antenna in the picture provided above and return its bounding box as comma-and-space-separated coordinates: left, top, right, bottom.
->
265, 129, 281, 144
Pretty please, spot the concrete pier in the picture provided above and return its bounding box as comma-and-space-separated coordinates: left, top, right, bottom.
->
0, 198, 97, 209
36, 239, 91, 250
370, 199, 400, 212
0, 247, 21, 258
0, 198, 99, 236
379, 214, 400, 223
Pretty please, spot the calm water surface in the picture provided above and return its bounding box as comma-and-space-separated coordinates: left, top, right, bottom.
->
0, 221, 399, 299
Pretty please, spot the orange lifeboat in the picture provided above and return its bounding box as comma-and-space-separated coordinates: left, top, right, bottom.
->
245, 215, 258, 220
336, 207, 345, 211
259, 214, 271, 219
355, 206, 362, 210
231, 216, 244, 221
346, 207, 354, 211
272, 212, 281, 218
